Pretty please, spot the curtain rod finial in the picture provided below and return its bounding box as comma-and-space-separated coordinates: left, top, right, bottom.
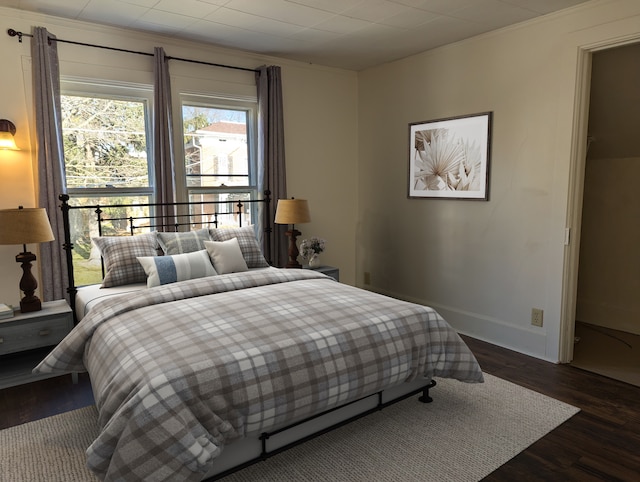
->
7, 28, 23, 42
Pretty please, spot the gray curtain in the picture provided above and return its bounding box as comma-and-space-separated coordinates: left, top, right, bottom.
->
153, 47, 176, 230
32, 27, 68, 302
256, 65, 287, 267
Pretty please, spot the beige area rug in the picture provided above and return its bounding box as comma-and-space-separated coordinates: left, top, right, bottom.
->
572, 321, 640, 387
0, 373, 579, 482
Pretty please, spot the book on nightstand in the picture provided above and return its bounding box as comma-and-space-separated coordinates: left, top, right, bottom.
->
0, 303, 15, 320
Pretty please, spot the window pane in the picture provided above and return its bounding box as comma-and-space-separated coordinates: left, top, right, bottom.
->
182, 106, 250, 188
67, 195, 152, 285
61, 95, 150, 189
188, 192, 253, 228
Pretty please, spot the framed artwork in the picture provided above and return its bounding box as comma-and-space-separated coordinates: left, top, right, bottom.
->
408, 111, 492, 200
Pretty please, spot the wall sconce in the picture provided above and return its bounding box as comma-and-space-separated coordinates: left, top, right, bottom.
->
0, 119, 20, 150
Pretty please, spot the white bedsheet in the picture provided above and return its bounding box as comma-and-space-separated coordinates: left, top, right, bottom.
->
74, 268, 273, 321
75, 283, 146, 321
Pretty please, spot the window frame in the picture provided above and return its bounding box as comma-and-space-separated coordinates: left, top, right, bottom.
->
60, 78, 156, 201
176, 94, 259, 205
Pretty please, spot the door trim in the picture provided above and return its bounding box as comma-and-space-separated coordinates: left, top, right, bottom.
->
559, 46, 591, 363
561, 36, 640, 363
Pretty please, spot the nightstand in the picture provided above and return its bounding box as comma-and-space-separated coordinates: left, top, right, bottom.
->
0, 300, 74, 389
304, 265, 339, 282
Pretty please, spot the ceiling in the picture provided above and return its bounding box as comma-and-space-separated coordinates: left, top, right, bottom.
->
2, 0, 590, 70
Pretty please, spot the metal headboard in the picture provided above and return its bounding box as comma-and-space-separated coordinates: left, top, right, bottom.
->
59, 191, 272, 322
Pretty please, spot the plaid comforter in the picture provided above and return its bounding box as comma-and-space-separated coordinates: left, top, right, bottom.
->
35, 268, 483, 481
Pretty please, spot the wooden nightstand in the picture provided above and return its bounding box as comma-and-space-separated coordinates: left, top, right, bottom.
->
0, 300, 74, 389
304, 265, 339, 282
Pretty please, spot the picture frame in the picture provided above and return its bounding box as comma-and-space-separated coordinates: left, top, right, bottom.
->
408, 111, 492, 200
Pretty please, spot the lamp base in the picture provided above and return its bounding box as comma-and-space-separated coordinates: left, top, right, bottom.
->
285, 228, 302, 269
16, 251, 43, 312
20, 296, 42, 313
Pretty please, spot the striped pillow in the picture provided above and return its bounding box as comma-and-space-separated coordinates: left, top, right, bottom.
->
137, 250, 217, 287
157, 228, 211, 255
93, 232, 158, 288
209, 226, 269, 268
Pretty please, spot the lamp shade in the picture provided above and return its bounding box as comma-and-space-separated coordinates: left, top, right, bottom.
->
274, 199, 311, 225
0, 207, 55, 245
0, 119, 19, 150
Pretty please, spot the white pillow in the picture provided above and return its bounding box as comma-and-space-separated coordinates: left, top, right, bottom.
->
209, 226, 269, 268
137, 249, 217, 288
204, 238, 249, 275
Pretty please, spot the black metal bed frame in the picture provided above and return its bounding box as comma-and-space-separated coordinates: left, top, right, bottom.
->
58, 191, 439, 480
207, 379, 436, 480
59, 191, 272, 322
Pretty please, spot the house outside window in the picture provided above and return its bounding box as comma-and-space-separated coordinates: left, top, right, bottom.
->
180, 101, 258, 229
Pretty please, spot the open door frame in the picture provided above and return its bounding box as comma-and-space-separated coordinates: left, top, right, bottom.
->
559, 46, 591, 364
560, 35, 640, 363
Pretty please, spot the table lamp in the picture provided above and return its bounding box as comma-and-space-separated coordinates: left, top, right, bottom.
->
274, 198, 310, 268
0, 206, 55, 312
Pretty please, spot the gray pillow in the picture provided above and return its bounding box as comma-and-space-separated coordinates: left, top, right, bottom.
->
157, 228, 211, 255
93, 232, 158, 288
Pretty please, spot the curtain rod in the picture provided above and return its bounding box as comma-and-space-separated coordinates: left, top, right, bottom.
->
7, 28, 260, 73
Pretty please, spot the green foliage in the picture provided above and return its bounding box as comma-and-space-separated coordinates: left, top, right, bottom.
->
61, 95, 149, 188
71, 251, 102, 286
182, 112, 210, 139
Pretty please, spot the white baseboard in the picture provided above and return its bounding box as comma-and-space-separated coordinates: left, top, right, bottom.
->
371, 287, 552, 362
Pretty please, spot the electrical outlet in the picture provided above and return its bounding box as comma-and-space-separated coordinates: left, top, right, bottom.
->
531, 308, 544, 327
364, 272, 371, 285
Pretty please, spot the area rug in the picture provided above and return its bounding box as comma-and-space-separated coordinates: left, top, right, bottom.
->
0, 373, 579, 482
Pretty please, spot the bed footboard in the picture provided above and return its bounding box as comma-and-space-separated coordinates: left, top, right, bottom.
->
207, 378, 437, 481
419, 379, 437, 403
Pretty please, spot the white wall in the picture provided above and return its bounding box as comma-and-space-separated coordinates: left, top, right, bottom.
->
357, 0, 640, 362
5, 0, 639, 364
0, 16, 38, 307
0, 6, 358, 307
577, 156, 640, 335
576, 43, 640, 336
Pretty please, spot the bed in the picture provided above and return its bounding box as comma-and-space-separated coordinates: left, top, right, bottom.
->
34, 194, 484, 481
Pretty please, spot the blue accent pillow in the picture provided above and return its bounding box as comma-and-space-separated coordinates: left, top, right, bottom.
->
137, 249, 217, 287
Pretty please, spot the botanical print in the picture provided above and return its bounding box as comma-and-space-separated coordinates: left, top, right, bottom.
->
409, 113, 492, 199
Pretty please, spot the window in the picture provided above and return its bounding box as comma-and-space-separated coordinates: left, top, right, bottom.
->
180, 100, 258, 228
59, 84, 260, 285
60, 83, 154, 284
62, 96, 151, 191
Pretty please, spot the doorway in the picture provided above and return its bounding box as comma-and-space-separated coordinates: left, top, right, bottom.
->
568, 42, 640, 387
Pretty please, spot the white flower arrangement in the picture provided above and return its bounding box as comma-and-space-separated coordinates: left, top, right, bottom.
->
299, 237, 326, 260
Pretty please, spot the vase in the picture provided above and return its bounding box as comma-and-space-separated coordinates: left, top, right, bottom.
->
308, 254, 321, 268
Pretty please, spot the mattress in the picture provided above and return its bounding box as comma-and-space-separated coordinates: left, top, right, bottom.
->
75, 283, 146, 321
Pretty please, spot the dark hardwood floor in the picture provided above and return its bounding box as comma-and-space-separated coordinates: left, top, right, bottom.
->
462, 336, 640, 481
1, 336, 638, 480
0, 372, 94, 430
